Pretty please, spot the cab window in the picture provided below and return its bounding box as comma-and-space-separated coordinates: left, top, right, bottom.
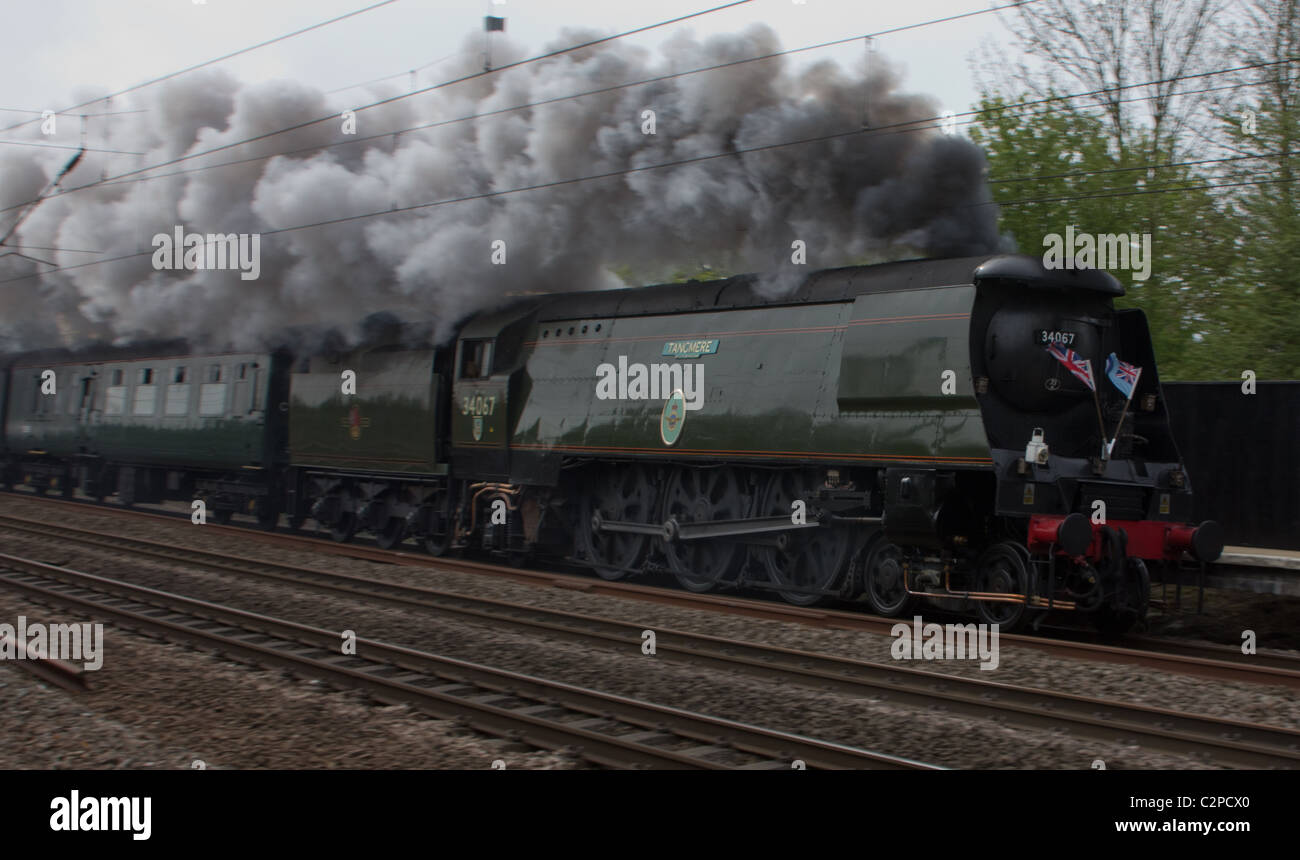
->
459, 340, 491, 379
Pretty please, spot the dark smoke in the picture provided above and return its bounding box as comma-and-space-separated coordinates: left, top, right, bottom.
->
0, 24, 1003, 351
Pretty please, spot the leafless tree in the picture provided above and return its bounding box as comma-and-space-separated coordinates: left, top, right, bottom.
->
977, 0, 1224, 161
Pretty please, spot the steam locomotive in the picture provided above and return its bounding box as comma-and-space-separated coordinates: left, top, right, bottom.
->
0, 253, 1222, 631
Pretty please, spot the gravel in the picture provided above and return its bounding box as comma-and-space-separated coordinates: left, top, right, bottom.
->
0, 589, 579, 769
0, 493, 1295, 770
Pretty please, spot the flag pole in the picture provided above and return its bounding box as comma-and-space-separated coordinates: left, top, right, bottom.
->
1107, 394, 1133, 459
1091, 386, 1108, 460
1105, 367, 1141, 460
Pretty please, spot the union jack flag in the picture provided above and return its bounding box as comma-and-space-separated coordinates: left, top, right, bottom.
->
1105, 353, 1142, 399
1046, 342, 1095, 391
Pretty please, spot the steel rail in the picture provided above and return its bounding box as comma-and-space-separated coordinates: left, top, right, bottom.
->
0, 550, 932, 770
2, 515, 1298, 768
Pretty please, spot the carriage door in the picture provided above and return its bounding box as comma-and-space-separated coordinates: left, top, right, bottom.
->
452, 338, 509, 477
77, 371, 98, 436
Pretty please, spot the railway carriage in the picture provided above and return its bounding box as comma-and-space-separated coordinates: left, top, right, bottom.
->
1, 343, 290, 522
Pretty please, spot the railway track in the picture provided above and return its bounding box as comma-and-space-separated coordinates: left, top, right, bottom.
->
0, 628, 87, 692
2, 492, 1298, 690
3, 511, 1299, 768
0, 549, 931, 770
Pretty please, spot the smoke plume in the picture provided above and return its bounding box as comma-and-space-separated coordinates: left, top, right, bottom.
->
0, 24, 1003, 351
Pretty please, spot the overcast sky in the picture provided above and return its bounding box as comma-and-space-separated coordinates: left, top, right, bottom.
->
3, 0, 1013, 131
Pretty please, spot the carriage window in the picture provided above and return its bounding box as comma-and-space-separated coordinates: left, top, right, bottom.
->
165, 381, 191, 415
173, 366, 187, 383
111, 369, 124, 386
133, 381, 157, 415
207, 364, 223, 383
105, 386, 127, 415
237, 363, 248, 380
138, 367, 154, 385
459, 340, 490, 379
199, 383, 227, 416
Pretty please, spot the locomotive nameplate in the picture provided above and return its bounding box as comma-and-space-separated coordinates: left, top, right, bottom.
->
662, 339, 719, 359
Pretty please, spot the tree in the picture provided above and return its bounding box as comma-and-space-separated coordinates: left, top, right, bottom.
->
970, 0, 1258, 380
971, 91, 1240, 378
981, 0, 1224, 163
1199, 0, 1300, 379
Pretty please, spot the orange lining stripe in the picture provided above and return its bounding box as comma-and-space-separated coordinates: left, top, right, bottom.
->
292, 453, 432, 465
457, 440, 991, 464
523, 312, 970, 348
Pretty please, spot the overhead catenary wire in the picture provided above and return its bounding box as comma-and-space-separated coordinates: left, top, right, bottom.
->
3, 106, 1295, 286
0, 139, 142, 155
0, 108, 147, 117
1, 71, 1294, 280
9, 55, 1286, 216
0, 0, 411, 135
1, 1, 1289, 286
47, 1, 760, 187
3, 2, 1273, 219
2, 56, 1292, 268
1, 0, 1046, 215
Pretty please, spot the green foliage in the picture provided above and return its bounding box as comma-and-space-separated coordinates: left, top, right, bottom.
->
971, 94, 1250, 381
1199, 92, 1300, 379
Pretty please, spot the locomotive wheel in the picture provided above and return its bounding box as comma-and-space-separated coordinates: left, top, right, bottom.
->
577, 465, 655, 580
375, 517, 406, 550
758, 470, 849, 605
660, 466, 746, 592
863, 537, 916, 617
330, 511, 358, 543
974, 542, 1030, 630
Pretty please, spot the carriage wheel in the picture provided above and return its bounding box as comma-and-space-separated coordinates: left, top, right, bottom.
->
374, 517, 406, 550
424, 530, 454, 556
330, 510, 357, 543
254, 499, 279, 531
